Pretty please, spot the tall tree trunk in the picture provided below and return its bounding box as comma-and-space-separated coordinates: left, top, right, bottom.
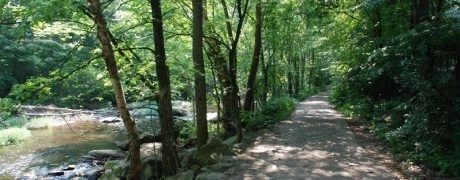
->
287, 55, 294, 95
87, 0, 141, 179
293, 55, 300, 94
205, 35, 239, 139
411, 0, 430, 26
261, 50, 268, 105
204, 0, 246, 142
456, 45, 460, 85
243, 0, 262, 112
219, 0, 249, 142
309, 50, 315, 88
192, 0, 208, 146
149, 0, 179, 176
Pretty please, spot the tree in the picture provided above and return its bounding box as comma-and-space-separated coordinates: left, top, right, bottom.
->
243, 0, 262, 111
192, 0, 208, 146
86, 0, 141, 179
148, 0, 179, 176
203, 0, 248, 142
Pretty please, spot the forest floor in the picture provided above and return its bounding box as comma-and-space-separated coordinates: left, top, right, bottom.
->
223, 90, 408, 179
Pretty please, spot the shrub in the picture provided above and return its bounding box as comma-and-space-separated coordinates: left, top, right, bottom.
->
244, 96, 296, 131
0, 127, 31, 147
4, 116, 28, 128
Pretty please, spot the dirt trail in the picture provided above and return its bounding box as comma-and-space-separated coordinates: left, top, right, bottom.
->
227, 91, 402, 179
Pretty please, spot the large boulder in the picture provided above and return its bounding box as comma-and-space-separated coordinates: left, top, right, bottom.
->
196, 137, 235, 165
179, 147, 198, 168
98, 160, 129, 180
141, 156, 163, 179
99, 156, 163, 180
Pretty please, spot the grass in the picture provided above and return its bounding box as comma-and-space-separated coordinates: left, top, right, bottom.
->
25, 117, 54, 129
0, 127, 31, 147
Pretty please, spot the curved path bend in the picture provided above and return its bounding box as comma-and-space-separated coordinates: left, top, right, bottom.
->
226, 91, 400, 180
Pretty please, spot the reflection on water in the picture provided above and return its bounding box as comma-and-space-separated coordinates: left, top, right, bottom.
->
0, 121, 124, 178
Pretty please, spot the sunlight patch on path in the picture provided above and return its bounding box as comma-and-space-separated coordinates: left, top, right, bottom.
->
227, 91, 399, 180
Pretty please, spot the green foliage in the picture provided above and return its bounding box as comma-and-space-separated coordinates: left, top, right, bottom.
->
177, 120, 197, 141
329, 0, 460, 176
1, 116, 28, 129
243, 96, 296, 131
0, 127, 31, 147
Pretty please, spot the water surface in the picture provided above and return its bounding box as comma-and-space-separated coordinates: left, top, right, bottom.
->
0, 121, 123, 178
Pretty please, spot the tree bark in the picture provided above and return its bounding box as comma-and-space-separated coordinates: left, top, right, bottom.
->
192, 0, 208, 147
217, 0, 249, 142
203, 0, 243, 142
149, 0, 179, 176
243, 0, 262, 112
86, 0, 141, 179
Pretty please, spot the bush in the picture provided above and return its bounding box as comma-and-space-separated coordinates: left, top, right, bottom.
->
4, 116, 28, 128
244, 96, 296, 131
0, 127, 31, 147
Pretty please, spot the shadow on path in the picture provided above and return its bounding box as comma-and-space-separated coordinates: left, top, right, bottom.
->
227, 91, 399, 180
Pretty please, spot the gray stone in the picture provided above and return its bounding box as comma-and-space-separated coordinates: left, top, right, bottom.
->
131, 108, 159, 117
100, 161, 129, 179
179, 147, 198, 168
141, 156, 163, 180
114, 140, 130, 151
47, 171, 64, 176
62, 165, 76, 171
223, 136, 237, 147
195, 172, 228, 180
196, 137, 235, 165
88, 149, 126, 160
85, 166, 104, 180
165, 169, 195, 180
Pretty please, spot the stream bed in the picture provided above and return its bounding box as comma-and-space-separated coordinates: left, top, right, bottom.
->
0, 120, 125, 179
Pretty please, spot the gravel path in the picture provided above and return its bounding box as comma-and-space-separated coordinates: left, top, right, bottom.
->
228, 91, 400, 179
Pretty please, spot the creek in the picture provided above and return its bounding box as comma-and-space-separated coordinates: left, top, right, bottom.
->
0, 120, 125, 179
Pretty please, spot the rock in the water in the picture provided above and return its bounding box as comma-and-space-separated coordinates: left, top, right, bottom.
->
196, 136, 235, 165
63, 165, 76, 171
88, 149, 126, 160
195, 172, 228, 180
100, 117, 120, 123
172, 108, 187, 116
115, 140, 130, 151
84, 166, 105, 180
131, 108, 159, 117
47, 171, 64, 176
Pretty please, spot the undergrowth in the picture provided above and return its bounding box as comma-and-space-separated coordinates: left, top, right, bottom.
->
0, 127, 31, 147
331, 84, 460, 177
243, 96, 296, 131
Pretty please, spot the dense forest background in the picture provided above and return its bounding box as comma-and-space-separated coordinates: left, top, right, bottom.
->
1, 0, 459, 177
